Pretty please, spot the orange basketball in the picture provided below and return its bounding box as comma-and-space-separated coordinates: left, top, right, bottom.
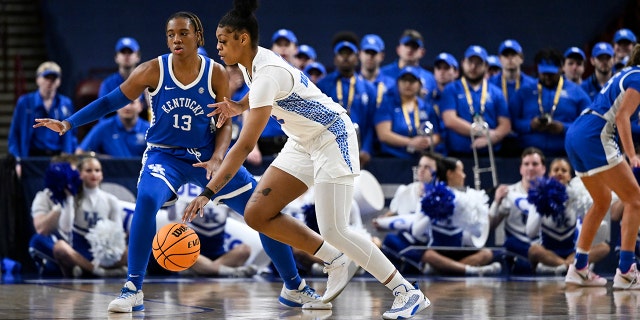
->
152, 223, 200, 272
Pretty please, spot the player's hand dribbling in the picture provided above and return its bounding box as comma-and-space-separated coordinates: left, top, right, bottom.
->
182, 195, 209, 223
33, 118, 70, 135
208, 97, 244, 128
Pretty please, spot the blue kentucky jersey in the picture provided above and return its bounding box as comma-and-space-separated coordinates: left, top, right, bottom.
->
146, 54, 217, 148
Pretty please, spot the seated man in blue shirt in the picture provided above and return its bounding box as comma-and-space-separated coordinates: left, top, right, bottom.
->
76, 95, 149, 157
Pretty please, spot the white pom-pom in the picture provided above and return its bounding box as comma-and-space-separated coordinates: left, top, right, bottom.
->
85, 219, 126, 268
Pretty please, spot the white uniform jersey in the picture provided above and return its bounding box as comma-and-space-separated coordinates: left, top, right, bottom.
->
239, 47, 346, 144
497, 182, 537, 244
65, 188, 123, 237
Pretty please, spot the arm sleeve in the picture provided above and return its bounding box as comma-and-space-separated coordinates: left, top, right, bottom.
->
58, 194, 75, 234
525, 208, 541, 239
66, 87, 132, 129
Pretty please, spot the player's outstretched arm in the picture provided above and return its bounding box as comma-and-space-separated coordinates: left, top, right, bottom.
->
34, 60, 159, 134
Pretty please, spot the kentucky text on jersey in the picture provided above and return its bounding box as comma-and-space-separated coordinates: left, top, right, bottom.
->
160, 97, 205, 116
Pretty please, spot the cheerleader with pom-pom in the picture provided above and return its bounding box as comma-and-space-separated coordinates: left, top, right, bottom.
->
526, 159, 591, 274
49, 156, 128, 278
382, 157, 501, 275
372, 152, 441, 232
29, 155, 80, 276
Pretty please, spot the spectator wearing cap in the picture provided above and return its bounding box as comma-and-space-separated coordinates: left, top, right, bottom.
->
489, 39, 537, 105
374, 66, 442, 159
98, 37, 143, 121
486, 55, 502, 79
429, 52, 458, 156
509, 48, 590, 157
317, 31, 377, 166
440, 45, 511, 157
359, 34, 395, 107
293, 44, 316, 70
75, 95, 150, 158
99, 37, 141, 99
562, 47, 586, 84
271, 28, 298, 64
380, 29, 437, 99
303, 62, 327, 84
581, 42, 614, 101
613, 28, 637, 70
9, 61, 76, 175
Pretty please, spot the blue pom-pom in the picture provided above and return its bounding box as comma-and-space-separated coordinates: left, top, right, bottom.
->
421, 181, 455, 223
44, 163, 81, 204
527, 177, 568, 222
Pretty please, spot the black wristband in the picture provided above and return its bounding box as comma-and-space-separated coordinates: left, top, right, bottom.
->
199, 187, 215, 199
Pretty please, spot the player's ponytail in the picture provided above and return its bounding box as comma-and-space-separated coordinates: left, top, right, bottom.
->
626, 44, 640, 67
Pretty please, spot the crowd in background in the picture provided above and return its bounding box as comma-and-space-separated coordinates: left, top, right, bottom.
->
5, 25, 640, 279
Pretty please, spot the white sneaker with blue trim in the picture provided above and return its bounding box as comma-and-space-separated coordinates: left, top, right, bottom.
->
382, 283, 430, 319
279, 279, 332, 310
107, 281, 144, 312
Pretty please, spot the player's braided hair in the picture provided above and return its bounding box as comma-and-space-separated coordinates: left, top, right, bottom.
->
167, 11, 205, 47
626, 44, 640, 68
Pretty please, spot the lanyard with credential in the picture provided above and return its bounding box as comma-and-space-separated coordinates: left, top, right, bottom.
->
401, 99, 421, 136
501, 74, 520, 102
376, 82, 386, 106
537, 76, 563, 118
461, 77, 487, 121
336, 76, 356, 113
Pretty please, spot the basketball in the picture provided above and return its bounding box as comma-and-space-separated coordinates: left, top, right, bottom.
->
152, 223, 200, 272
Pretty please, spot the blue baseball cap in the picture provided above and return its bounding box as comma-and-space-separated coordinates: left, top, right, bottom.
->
465, 45, 488, 62
361, 34, 385, 53
400, 35, 423, 48
498, 39, 523, 55
537, 59, 560, 74
487, 55, 502, 68
434, 52, 458, 69
614, 28, 637, 43
115, 37, 139, 53
564, 47, 586, 60
272, 29, 297, 44
197, 47, 208, 57
296, 44, 317, 60
591, 42, 614, 58
334, 41, 358, 54
398, 66, 422, 84
304, 62, 327, 75
37, 61, 61, 78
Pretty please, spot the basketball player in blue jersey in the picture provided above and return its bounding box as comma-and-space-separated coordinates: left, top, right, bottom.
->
181, 1, 429, 319
34, 11, 337, 313
564, 44, 640, 289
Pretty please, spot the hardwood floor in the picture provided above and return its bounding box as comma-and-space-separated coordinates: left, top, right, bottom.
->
1, 274, 636, 319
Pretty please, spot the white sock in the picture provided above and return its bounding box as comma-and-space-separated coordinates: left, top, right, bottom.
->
313, 241, 342, 264
385, 271, 414, 291
465, 265, 481, 275
218, 265, 235, 276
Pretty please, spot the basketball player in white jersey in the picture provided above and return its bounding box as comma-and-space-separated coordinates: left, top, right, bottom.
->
35, 11, 338, 313
181, 1, 429, 319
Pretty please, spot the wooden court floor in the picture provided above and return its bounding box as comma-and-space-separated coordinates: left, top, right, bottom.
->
0, 273, 638, 319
